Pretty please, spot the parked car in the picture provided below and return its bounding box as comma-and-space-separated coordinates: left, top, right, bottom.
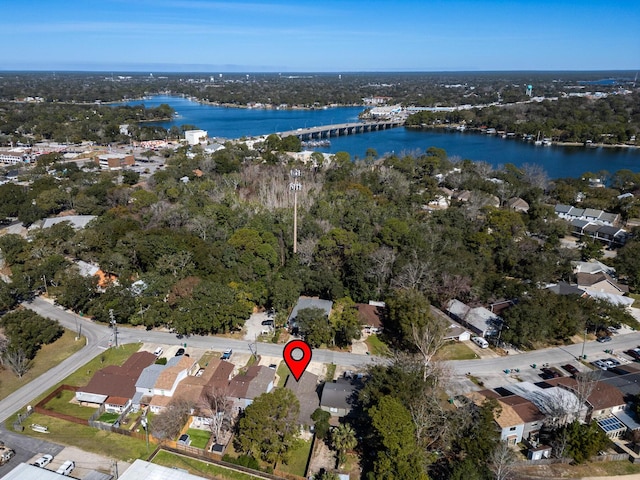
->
561, 364, 579, 376
597, 336, 612, 343
0, 446, 15, 466
592, 359, 608, 370
153, 347, 163, 356
56, 460, 75, 476
261, 319, 274, 327
33, 454, 53, 468
175, 348, 185, 356
178, 434, 191, 446
541, 367, 562, 378
626, 349, 640, 361
221, 349, 232, 360
604, 357, 620, 367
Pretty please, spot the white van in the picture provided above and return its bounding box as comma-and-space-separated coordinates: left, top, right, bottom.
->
472, 336, 489, 349
56, 460, 75, 476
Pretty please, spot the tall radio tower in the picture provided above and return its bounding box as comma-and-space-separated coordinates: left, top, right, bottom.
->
289, 169, 302, 254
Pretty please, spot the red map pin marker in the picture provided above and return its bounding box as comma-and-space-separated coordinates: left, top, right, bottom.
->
283, 339, 312, 381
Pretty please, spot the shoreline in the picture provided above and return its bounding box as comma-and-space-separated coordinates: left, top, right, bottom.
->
406, 125, 640, 151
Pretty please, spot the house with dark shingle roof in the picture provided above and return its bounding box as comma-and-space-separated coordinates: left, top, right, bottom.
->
76, 351, 156, 410
285, 371, 320, 427
320, 378, 360, 419
227, 365, 275, 413
356, 302, 385, 333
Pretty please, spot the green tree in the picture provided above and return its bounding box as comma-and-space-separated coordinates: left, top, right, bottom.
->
235, 388, 301, 468
331, 422, 357, 467
0, 309, 63, 360
311, 408, 331, 442
296, 307, 333, 348
557, 420, 609, 463
367, 396, 428, 480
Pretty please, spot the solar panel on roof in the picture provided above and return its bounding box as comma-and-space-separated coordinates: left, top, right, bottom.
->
597, 417, 624, 433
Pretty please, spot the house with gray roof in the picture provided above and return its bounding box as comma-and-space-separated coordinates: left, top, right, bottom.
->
320, 378, 360, 418
288, 296, 333, 330
37, 215, 97, 230
285, 371, 320, 427
445, 299, 500, 338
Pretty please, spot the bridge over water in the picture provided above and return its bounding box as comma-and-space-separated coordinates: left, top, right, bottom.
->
279, 120, 403, 141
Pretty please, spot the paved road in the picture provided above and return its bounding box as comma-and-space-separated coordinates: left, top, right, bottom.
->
449, 331, 640, 376
7, 296, 640, 425
0, 297, 379, 426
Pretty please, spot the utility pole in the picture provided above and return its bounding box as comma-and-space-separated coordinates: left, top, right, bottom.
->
581, 327, 587, 359
109, 309, 118, 348
289, 169, 302, 254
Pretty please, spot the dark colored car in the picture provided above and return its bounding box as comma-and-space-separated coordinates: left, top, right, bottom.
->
261, 319, 274, 326
175, 348, 185, 356
561, 364, 579, 376
541, 367, 562, 378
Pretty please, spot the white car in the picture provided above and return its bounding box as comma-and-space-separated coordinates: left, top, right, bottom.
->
33, 454, 53, 468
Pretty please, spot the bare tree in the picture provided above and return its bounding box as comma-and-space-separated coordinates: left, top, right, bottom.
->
521, 163, 549, 191
4, 348, 31, 377
199, 387, 233, 443
150, 397, 195, 443
369, 246, 397, 296
488, 440, 517, 480
411, 318, 448, 382
573, 370, 601, 420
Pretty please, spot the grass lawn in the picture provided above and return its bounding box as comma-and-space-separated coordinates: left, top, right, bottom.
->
186, 428, 211, 449
435, 341, 477, 361
364, 335, 391, 356
19, 412, 151, 462
325, 363, 336, 382
98, 412, 120, 424
0, 329, 85, 400
277, 438, 312, 477
44, 389, 96, 420
197, 351, 217, 367
152, 450, 265, 479
276, 361, 290, 387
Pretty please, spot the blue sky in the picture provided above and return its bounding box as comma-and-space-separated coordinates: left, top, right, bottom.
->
3, 0, 639, 72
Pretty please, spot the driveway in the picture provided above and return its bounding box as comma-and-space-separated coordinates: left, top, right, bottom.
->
243, 311, 273, 342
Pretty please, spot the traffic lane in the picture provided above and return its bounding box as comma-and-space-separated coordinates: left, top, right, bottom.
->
25, 297, 388, 368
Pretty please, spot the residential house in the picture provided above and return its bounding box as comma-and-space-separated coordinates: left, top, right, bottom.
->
76, 351, 156, 410
572, 260, 616, 277
320, 378, 360, 419
467, 390, 545, 445
356, 302, 385, 334
153, 356, 197, 398
431, 305, 470, 341
285, 371, 320, 428
547, 377, 626, 422
187, 359, 235, 425
576, 272, 628, 296
506, 197, 530, 213
445, 299, 500, 338
545, 282, 587, 297
288, 296, 333, 331
227, 365, 275, 413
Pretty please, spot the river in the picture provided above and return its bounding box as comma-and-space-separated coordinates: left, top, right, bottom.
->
123, 95, 640, 179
